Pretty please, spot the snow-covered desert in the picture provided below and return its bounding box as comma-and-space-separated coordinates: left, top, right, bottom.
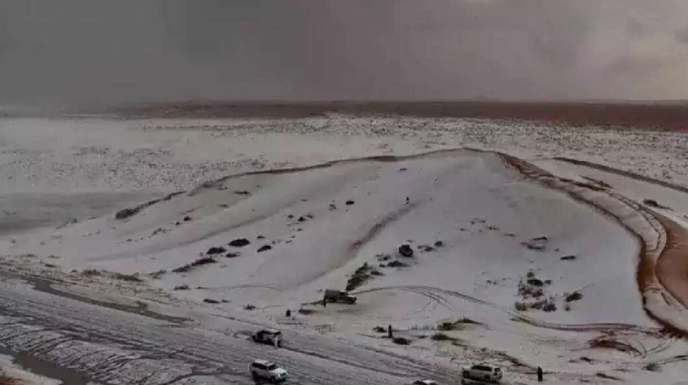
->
1, 114, 688, 385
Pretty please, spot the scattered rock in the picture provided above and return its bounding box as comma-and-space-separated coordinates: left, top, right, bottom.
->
504, 233, 516, 237
420, 245, 434, 252
203, 298, 220, 304
183, 216, 192, 222
345, 200, 355, 206
514, 302, 527, 311
234, 190, 250, 196
526, 278, 544, 287
376, 254, 391, 261
398, 244, 414, 257
229, 238, 251, 247
373, 326, 386, 333
543, 302, 557, 312
257, 245, 272, 253
225, 252, 240, 258
174, 284, 190, 291
257, 235, 265, 239
370, 270, 384, 276
522, 236, 548, 251
434, 241, 444, 247
206, 246, 227, 255
244, 304, 256, 310
392, 337, 411, 345
298, 216, 307, 222
643, 362, 661, 372
287, 214, 294, 219
298, 308, 315, 315
560, 255, 577, 261
329, 203, 337, 210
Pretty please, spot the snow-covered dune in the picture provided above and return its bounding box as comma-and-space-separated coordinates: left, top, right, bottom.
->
2, 116, 688, 384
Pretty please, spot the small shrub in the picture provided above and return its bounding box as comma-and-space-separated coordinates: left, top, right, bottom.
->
206, 246, 227, 255
172, 264, 192, 273
526, 271, 535, 279
191, 256, 216, 267
228, 238, 251, 247
643, 362, 661, 372
174, 284, 190, 291
455, 317, 480, 325
392, 337, 411, 345
565, 291, 583, 302
514, 302, 527, 311
387, 260, 408, 268
113, 273, 143, 282
115, 207, 139, 220
565, 304, 571, 311
297, 308, 315, 315
245, 304, 256, 310
203, 298, 220, 304
438, 322, 455, 331
257, 245, 272, 253
431, 333, 457, 342
373, 326, 386, 333
81, 269, 101, 277
149, 269, 167, 279
543, 302, 557, 312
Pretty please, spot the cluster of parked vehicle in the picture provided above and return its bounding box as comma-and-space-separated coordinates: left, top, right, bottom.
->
248, 328, 502, 384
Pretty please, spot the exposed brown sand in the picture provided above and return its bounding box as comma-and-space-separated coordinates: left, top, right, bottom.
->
501, 152, 688, 335
654, 213, 688, 311
113, 101, 688, 131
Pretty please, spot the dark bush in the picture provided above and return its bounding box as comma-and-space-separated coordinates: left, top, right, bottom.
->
565, 291, 583, 302
207, 246, 227, 255
229, 238, 251, 247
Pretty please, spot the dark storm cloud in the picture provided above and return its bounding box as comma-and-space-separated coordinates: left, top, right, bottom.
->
0, 0, 686, 107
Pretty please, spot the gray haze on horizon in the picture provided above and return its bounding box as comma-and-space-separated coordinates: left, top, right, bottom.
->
1, 0, 687, 107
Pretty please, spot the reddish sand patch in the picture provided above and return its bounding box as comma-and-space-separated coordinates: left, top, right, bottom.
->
654, 213, 688, 311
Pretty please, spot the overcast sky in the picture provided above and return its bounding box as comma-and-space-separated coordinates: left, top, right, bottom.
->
1, 0, 687, 107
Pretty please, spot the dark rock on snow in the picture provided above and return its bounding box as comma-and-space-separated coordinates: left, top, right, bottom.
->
399, 244, 414, 257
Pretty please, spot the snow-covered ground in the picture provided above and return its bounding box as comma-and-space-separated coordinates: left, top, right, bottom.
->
1, 116, 688, 385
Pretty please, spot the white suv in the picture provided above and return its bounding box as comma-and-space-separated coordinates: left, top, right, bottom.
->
462, 364, 502, 383
250, 359, 288, 382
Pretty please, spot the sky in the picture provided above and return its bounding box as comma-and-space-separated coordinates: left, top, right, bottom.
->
1, 0, 687, 107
